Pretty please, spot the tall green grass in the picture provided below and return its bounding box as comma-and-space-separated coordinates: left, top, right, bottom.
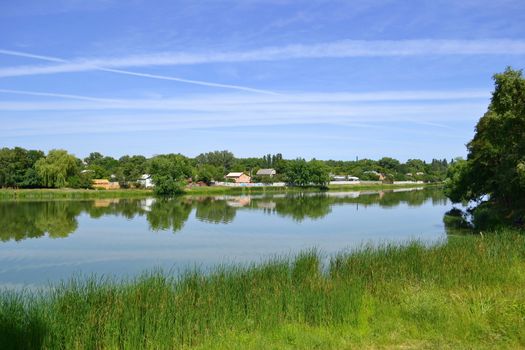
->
1, 230, 524, 349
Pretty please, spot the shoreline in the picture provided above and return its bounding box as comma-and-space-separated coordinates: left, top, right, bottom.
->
0, 183, 439, 200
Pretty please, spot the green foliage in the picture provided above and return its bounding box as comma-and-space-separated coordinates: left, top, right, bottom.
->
67, 172, 94, 189
150, 154, 193, 195
195, 150, 235, 171
195, 164, 224, 185
285, 159, 330, 187
115, 155, 148, 182
34, 150, 79, 188
445, 67, 525, 227
0, 147, 44, 188
84, 152, 119, 178
0, 145, 450, 191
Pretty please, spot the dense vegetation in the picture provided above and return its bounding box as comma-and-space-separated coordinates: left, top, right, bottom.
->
0, 147, 450, 194
445, 68, 525, 229
1, 230, 523, 349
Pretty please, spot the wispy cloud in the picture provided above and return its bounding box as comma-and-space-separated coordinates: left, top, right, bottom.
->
0, 86, 486, 138
0, 88, 123, 102
1, 39, 524, 79
0, 50, 276, 95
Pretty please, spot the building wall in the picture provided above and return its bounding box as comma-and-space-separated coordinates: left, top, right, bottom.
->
235, 174, 251, 183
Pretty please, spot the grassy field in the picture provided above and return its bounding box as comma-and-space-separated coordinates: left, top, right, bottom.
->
0, 183, 435, 200
1, 229, 524, 349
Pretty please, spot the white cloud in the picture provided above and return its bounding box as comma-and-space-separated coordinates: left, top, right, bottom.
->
0, 39, 524, 79
0, 88, 486, 138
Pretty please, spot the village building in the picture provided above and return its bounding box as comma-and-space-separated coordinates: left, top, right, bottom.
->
92, 179, 120, 190
225, 172, 251, 183
137, 174, 154, 188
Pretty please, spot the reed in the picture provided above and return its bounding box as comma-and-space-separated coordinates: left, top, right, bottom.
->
1, 230, 524, 349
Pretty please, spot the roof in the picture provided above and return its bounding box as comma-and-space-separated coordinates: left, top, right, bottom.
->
256, 168, 276, 175
139, 174, 151, 180
226, 172, 245, 177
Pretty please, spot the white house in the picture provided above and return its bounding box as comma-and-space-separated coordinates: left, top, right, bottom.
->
137, 174, 154, 188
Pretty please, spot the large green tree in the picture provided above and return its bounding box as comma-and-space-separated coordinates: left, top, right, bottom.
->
285, 159, 330, 187
0, 147, 44, 188
445, 68, 525, 224
149, 154, 193, 195
35, 149, 79, 188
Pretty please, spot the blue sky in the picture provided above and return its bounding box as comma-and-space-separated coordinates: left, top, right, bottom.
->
1, 0, 524, 161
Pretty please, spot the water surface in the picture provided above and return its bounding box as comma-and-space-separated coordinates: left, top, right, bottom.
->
0, 188, 451, 288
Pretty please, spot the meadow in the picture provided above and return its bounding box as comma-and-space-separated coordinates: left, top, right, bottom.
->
1, 229, 524, 349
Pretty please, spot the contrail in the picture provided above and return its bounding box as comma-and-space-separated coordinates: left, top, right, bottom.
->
0, 49, 277, 95
0, 88, 123, 102
0, 49, 65, 63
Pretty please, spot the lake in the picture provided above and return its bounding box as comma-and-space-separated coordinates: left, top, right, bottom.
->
0, 187, 453, 289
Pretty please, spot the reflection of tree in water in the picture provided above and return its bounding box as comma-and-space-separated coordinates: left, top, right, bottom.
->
33, 201, 80, 238
146, 198, 193, 233
195, 198, 236, 224
273, 194, 332, 221
0, 188, 446, 242
0, 199, 148, 242
0, 201, 83, 241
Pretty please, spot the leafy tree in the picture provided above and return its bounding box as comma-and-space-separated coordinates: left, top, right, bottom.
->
378, 157, 400, 172
0, 147, 44, 188
308, 160, 330, 187
195, 150, 235, 171
149, 154, 193, 195
196, 164, 223, 185
445, 67, 525, 226
116, 155, 148, 182
285, 159, 311, 186
285, 159, 330, 187
84, 152, 118, 178
35, 149, 79, 188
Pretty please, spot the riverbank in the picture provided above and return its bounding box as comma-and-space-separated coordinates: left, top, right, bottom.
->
0, 188, 153, 200
0, 183, 437, 200
1, 229, 523, 349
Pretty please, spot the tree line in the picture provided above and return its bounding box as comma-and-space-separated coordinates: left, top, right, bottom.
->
0, 146, 451, 194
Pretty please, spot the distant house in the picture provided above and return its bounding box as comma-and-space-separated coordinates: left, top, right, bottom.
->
256, 168, 277, 177
137, 174, 154, 188
92, 179, 120, 190
225, 172, 251, 183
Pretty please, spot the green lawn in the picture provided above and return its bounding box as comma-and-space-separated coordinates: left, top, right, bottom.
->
1, 229, 524, 349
